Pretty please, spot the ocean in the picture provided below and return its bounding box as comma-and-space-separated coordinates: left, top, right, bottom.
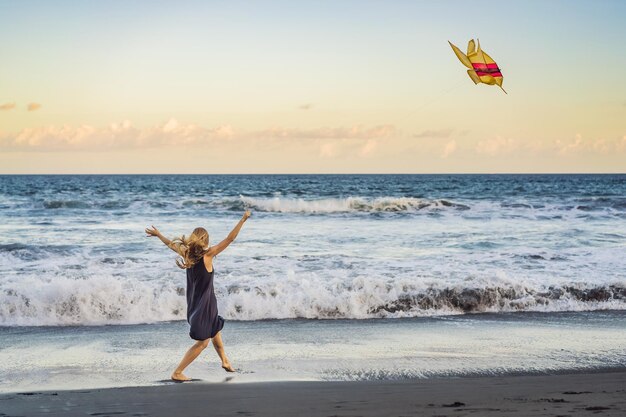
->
1, 174, 625, 392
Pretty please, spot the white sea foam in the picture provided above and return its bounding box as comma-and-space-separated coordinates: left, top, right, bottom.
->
0, 274, 187, 326
237, 196, 470, 213
1, 268, 624, 326
15, 194, 625, 221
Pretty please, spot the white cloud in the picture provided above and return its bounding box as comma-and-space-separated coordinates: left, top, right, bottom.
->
0, 119, 235, 151
319, 142, 337, 158
474, 134, 626, 157
413, 129, 454, 139
253, 125, 397, 140
359, 139, 378, 157
475, 136, 519, 156
0, 102, 16, 111
0, 120, 395, 152
441, 140, 457, 158
554, 133, 621, 155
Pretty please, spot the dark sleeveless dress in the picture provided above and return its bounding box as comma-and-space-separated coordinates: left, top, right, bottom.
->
186, 259, 224, 341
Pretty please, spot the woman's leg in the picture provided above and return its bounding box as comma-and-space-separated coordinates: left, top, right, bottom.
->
211, 331, 235, 372
171, 338, 210, 381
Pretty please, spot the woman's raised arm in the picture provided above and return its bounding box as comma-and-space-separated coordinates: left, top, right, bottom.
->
145, 225, 182, 254
208, 211, 251, 257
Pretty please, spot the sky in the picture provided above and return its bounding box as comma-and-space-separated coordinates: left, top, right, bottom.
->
1, 0, 625, 174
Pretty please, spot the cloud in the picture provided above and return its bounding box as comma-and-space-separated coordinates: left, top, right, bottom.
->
318, 138, 379, 159
413, 129, 453, 139
319, 142, 337, 158
474, 134, 626, 156
359, 139, 378, 157
27, 103, 42, 111
554, 133, 626, 155
0, 102, 16, 111
475, 136, 519, 156
0, 119, 235, 151
0, 119, 396, 152
298, 103, 313, 110
252, 125, 397, 140
441, 140, 457, 158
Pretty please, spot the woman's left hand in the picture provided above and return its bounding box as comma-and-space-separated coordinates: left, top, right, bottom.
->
145, 225, 161, 237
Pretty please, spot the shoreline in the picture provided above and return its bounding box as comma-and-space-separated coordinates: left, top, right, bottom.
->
2, 308, 625, 330
2, 311, 625, 394
2, 370, 625, 416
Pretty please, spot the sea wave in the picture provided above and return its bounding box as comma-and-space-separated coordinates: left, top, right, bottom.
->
219, 276, 626, 320
34, 195, 472, 214
0, 275, 186, 326
1, 273, 624, 326
234, 196, 471, 213
0, 243, 77, 261
23, 195, 626, 218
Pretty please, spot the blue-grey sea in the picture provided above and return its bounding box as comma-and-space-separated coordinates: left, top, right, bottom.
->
0, 174, 625, 392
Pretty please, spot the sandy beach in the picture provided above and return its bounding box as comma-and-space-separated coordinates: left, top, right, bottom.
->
2, 370, 625, 417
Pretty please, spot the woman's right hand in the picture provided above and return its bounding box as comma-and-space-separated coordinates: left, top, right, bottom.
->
145, 225, 161, 237
242, 210, 252, 221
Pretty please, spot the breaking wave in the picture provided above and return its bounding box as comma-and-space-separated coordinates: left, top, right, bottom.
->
34, 195, 472, 214
235, 196, 470, 213
30, 195, 626, 217
0, 275, 186, 326
1, 273, 624, 326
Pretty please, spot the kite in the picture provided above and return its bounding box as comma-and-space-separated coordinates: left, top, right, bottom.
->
449, 39, 506, 94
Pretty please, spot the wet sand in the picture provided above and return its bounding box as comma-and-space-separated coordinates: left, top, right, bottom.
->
1, 370, 625, 416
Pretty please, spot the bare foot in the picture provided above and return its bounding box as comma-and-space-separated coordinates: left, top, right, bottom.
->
171, 372, 192, 382
221, 362, 236, 373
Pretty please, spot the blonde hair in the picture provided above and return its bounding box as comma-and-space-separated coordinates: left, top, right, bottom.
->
170, 227, 209, 269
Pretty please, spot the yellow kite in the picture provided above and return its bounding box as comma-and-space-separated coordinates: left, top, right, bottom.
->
449, 39, 506, 94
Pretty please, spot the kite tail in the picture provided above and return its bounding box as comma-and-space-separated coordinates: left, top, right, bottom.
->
498, 85, 508, 94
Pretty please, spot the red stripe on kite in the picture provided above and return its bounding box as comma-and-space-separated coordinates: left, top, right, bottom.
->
473, 64, 501, 73
476, 71, 503, 77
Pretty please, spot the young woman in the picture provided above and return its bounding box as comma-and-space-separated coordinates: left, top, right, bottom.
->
145, 210, 251, 381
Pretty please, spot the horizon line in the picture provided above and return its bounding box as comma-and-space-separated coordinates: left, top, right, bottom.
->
1, 172, 625, 176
